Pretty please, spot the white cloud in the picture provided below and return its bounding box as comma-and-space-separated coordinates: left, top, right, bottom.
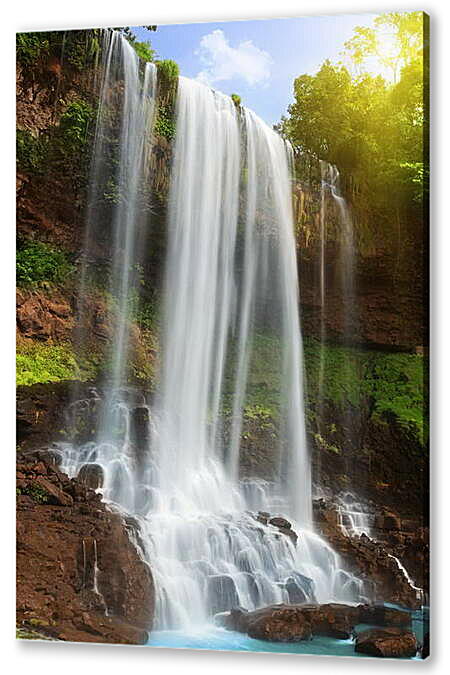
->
195, 29, 272, 87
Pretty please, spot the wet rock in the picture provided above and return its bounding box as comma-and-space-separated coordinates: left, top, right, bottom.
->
256, 511, 270, 525
216, 607, 250, 633
254, 512, 299, 546
240, 573, 261, 606
16, 289, 74, 341
374, 511, 401, 531
221, 603, 358, 642
300, 603, 358, 639
207, 575, 239, 615
285, 573, 316, 604
131, 406, 152, 451
358, 604, 412, 628
77, 464, 104, 490
355, 628, 418, 658
269, 516, 292, 530
421, 631, 430, 658
245, 605, 312, 642
312, 498, 426, 609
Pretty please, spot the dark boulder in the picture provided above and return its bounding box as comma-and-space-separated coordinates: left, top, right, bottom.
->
285, 572, 316, 604
221, 603, 359, 642
300, 603, 358, 639
77, 464, 104, 490
207, 575, 239, 615
244, 605, 311, 642
358, 604, 412, 628
215, 607, 250, 633
355, 628, 418, 658
269, 517, 292, 530
421, 631, 430, 659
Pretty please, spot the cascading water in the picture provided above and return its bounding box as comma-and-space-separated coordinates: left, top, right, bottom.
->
58, 38, 368, 635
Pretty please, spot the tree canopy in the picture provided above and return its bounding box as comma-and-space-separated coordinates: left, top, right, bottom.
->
278, 12, 428, 224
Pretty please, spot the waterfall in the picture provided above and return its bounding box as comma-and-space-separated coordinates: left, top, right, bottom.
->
58, 39, 367, 634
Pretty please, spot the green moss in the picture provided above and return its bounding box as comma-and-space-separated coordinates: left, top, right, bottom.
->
154, 103, 176, 140
303, 338, 427, 445
222, 334, 426, 445
16, 241, 74, 287
221, 334, 282, 419
303, 338, 366, 407
154, 60, 179, 141
313, 432, 341, 454
367, 352, 427, 444
16, 341, 96, 386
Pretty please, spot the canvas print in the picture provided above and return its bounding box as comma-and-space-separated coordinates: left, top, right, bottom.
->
16, 12, 429, 659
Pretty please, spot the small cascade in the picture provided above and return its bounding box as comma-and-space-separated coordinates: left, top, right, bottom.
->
81, 537, 108, 613
336, 492, 373, 537
387, 555, 424, 604
322, 163, 357, 341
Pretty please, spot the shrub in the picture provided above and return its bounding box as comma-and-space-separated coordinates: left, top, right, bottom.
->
16, 129, 48, 174
156, 59, 179, 84
231, 93, 242, 107
17, 483, 50, 503
16, 32, 49, 65
16, 241, 74, 286
154, 103, 176, 140
132, 41, 156, 63
59, 100, 94, 152
16, 342, 77, 386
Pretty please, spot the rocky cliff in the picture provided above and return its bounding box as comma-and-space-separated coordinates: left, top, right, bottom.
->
16, 453, 154, 643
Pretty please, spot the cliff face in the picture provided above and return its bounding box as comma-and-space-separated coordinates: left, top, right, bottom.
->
293, 178, 426, 352
16, 51, 160, 640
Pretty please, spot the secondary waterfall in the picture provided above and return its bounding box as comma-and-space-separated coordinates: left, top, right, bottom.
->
58, 33, 367, 632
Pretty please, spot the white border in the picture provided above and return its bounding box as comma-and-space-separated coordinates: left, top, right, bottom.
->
1, 1, 447, 672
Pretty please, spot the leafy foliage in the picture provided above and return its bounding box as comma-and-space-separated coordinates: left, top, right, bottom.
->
156, 59, 179, 83
278, 11, 428, 234
132, 41, 156, 63
154, 103, 176, 140
16, 30, 101, 70
231, 93, 242, 107
16, 129, 48, 174
16, 32, 49, 64
17, 483, 50, 503
367, 352, 427, 443
16, 342, 78, 386
58, 100, 94, 152
16, 242, 74, 287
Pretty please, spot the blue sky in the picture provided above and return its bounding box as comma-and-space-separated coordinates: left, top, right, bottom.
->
132, 13, 382, 126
